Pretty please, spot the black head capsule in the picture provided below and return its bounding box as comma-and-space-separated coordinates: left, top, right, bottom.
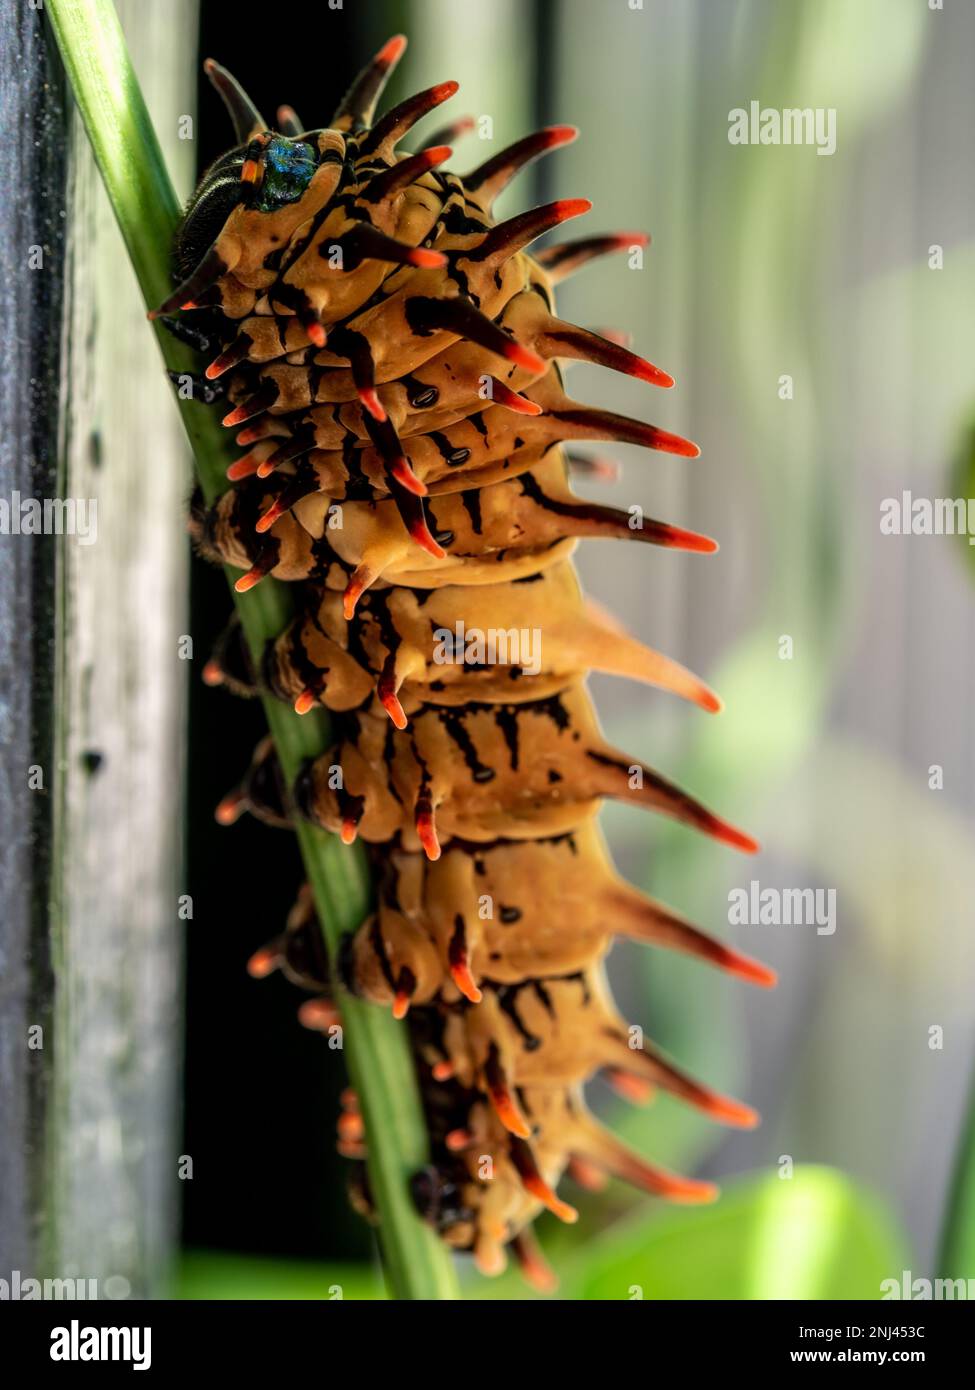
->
250, 136, 319, 213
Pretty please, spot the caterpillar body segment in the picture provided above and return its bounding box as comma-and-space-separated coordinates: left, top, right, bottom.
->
260, 563, 722, 718
292, 682, 752, 852
338, 822, 777, 1001
193, 448, 716, 603
255, 893, 743, 1273
206, 368, 697, 524
179, 36, 769, 1285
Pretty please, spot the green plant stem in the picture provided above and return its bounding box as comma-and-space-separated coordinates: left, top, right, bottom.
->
47, 0, 459, 1300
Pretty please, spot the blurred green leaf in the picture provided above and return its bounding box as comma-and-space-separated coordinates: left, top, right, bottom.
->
951, 417, 975, 577
559, 1166, 911, 1301
939, 1069, 975, 1285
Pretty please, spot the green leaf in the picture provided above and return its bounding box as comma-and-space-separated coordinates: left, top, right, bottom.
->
562, 1166, 912, 1301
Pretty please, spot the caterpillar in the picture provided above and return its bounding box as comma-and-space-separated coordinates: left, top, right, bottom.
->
169, 35, 774, 1286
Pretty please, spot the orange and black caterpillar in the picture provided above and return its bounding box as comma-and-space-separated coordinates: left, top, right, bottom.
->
168, 35, 774, 1286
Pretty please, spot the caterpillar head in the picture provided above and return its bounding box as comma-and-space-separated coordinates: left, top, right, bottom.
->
167, 59, 348, 309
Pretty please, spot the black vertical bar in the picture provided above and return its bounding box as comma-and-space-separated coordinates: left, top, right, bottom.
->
532, 0, 557, 204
